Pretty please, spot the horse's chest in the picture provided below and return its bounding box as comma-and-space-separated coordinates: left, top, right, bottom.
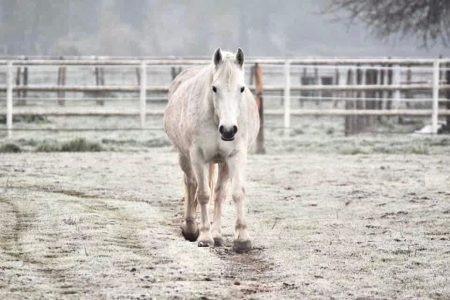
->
197, 133, 236, 163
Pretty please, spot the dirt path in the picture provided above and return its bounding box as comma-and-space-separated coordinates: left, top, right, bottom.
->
0, 151, 449, 299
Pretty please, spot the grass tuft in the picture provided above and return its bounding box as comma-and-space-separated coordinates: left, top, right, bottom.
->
35, 138, 102, 152
339, 146, 369, 155
0, 115, 48, 124
35, 141, 61, 152
61, 138, 103, 152
410, 144, 429, 155
0, 143, 22, 153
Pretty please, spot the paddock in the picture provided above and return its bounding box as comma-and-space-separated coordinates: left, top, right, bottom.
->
0, 139, 449, 299
0, 57, 449, 299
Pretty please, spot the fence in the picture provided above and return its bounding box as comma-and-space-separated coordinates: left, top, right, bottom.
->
1, 57, 450, 139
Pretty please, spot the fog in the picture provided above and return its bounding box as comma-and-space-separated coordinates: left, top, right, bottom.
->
0, 0, 446, 57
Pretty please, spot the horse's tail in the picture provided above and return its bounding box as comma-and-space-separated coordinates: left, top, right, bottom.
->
208, 163, 217, 207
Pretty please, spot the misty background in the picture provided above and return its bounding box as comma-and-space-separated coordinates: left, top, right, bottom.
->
0, 0, 447, 57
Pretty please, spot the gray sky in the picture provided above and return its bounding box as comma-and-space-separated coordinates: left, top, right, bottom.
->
0, 0, 446, 57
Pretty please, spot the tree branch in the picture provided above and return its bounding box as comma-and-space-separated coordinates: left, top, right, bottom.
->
322, 0, 450, 47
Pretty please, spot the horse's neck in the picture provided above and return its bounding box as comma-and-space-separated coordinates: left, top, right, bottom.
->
198, 66, 215, 116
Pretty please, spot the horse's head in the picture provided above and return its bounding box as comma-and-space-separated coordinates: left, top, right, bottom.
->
211, 48, 246, 142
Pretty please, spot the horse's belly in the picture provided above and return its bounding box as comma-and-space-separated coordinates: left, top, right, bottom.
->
164, 101, 194, 154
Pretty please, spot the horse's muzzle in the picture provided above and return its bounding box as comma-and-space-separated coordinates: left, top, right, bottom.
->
219, 125, 238, 141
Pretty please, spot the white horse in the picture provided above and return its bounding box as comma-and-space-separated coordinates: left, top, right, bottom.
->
164, 48, 259, 252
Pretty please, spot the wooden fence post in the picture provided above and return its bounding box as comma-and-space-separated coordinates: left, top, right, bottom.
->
6, 62, 13, 138
446, 63, 450, 130
386, 63, 393, 111
356, 65, 363, 133
135, 66, 141, 85
95, 65, 105, 106
365, 69, 377, 128
283, 60, 291, 135
314, 67, 321, 107
333, 67, 340, 108
393, 65, 401, 109
15, 58, 29, 106
254, 63, 265, 154
393, 64, 401, 125
139, 61, 147, 128
57, 65, 66, 106
345, 68, 354, 135
15, 66, 22, 105
22, 62, 28, 106
362, 67, 368, 128
431, 60, 440, 134
379, 65, 384, 112
398, 65, 412, 124
171, 66, 182, 80
378, 65, 385, 119
405, 66, 412, 109
299, 67, 306, 108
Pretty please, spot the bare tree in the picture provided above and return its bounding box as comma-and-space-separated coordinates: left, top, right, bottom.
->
324, 0, 450, 46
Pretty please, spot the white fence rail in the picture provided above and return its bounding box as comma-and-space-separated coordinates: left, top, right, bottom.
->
1, 57, 450, 137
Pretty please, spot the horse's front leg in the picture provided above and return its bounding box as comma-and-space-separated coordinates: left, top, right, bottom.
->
179, 154, 198, 242
211, 163, 230, 246
228, 152, 252, 253
191, 149, 214, 247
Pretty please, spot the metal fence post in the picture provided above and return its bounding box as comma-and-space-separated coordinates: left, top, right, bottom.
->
6, 62, 13, 138
283, 60, 291, 134
432, 60, 440, 134
393, 64, 401, 110
139, 61, 147, 128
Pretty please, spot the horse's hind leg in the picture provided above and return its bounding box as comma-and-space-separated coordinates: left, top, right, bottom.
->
211, 163, 230, 246
179, 154, 199, 242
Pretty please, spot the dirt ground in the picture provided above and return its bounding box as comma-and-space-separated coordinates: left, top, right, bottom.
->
0, 148, 449, 299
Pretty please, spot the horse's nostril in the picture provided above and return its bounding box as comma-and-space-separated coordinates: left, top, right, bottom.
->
219, 125, 238, 140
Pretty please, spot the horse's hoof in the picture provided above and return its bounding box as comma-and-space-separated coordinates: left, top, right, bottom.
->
198, 239, 214, 247
233, 239, 252, 253
213, 236, 224, 247
182, 228, 199, 242
181, 222, 199, 242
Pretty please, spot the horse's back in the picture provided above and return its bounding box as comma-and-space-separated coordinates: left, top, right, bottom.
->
165, 66, 207, 153
168, 66, 204, 99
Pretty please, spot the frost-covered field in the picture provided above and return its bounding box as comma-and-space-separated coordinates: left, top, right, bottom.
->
0, 123, 449, 298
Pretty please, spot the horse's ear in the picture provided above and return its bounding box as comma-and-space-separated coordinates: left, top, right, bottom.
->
236, 48, 244, 67
213, 48, 223, 66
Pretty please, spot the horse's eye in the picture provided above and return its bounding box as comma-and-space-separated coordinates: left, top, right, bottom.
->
212, 86, 217, 93
240, 86, 245, 93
